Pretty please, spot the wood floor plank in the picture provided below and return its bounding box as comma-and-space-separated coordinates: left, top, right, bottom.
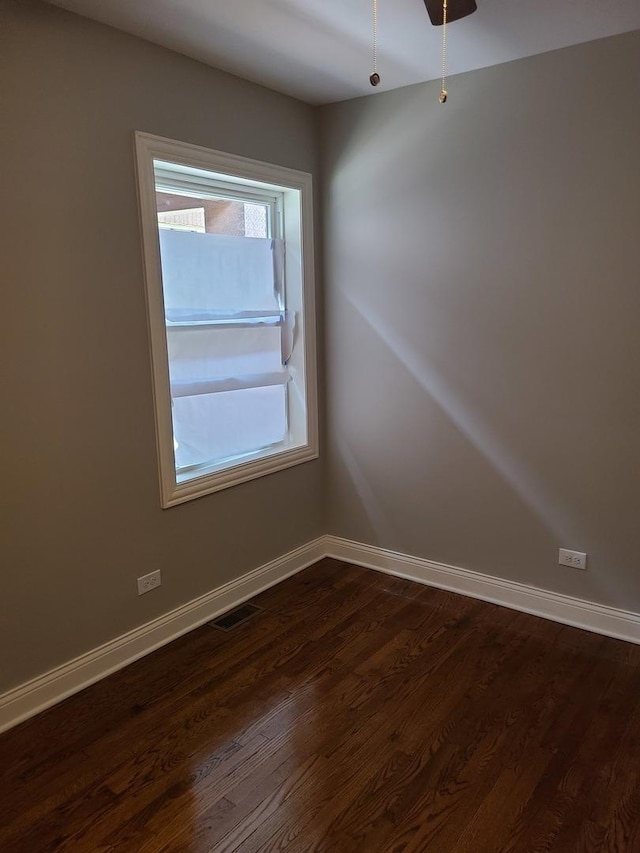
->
377, 630, 600, 852
2, 559, 640, 852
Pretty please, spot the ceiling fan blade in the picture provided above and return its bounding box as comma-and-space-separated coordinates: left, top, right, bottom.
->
423, 0, 477, 26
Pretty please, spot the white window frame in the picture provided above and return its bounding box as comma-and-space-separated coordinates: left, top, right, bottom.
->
134, 132, 318, 507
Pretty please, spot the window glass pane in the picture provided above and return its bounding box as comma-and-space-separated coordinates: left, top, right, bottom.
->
243, 203, 268, 238
156, 190, 269, 238
157, 207, 205, 232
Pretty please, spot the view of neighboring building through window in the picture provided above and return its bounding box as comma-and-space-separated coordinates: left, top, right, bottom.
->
135, 134, 317, 506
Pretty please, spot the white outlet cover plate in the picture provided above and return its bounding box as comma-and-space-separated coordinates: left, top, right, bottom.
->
137, 570, 162, 595
558, 549, 587, 570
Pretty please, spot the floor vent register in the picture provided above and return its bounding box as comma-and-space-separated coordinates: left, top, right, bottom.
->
209, 603, 262, 631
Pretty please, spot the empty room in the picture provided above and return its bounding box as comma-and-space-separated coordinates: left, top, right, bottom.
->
2, 0, 640, 849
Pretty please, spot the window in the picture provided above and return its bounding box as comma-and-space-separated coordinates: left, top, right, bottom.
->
135, 132, 318, 507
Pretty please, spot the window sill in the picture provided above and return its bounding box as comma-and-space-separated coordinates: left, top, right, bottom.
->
165, 441, 319, 507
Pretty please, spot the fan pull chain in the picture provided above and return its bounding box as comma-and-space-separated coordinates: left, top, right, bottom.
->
370, 0, 380, 86
439, 0, 448, 103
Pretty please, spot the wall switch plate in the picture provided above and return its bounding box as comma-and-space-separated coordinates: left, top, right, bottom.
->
137, 569, 162, 595
558, 549, 587, 570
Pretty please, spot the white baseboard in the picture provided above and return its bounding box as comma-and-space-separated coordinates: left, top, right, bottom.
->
4, 534, 640, 735
0, 537, 325, 735
323, 535, 640, 646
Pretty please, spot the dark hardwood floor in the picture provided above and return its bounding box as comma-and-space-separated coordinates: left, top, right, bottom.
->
2, 558, 640, 852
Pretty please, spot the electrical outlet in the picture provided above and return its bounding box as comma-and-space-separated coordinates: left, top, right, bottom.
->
558, 549, 587, 570
137, 569, 162, 595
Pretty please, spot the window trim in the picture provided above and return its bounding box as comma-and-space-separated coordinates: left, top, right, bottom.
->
134, 131, 319, 507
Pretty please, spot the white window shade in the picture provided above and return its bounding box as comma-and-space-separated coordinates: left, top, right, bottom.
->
168, 324, 289, 400
159, 230, 284, 315
159, 226, 291, 473
167, 326, 284, 383
173, 386, 287, 471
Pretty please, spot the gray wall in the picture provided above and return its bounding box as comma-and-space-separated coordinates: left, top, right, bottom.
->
321, 32, 640, 611
0, 0, 324, 691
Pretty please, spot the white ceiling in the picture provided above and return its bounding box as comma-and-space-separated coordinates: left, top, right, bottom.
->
45, 0, 640, 105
